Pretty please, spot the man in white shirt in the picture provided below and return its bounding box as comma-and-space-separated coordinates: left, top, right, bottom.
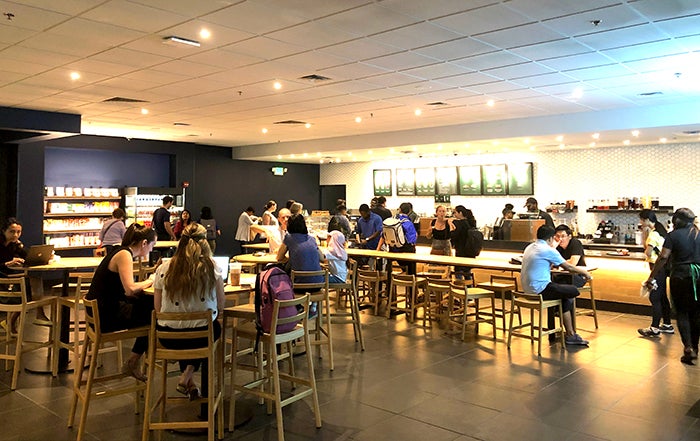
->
521, 225, 593, 346
234, 206, 258, 253
250, 208, 291, 254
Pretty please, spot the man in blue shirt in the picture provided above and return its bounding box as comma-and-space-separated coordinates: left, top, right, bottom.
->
521, 225, 593, 346
356, 204, 383, 250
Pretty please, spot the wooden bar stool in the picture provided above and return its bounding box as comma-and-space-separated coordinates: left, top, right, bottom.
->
356, 268, 387, 315
448, 282, 496, 340
141, 311, 224, 441
477, 275, 521, 332
425, 276, 451, 323
388, 274, 428, 325
507, 291, 566, 356
328, 259, 365, 351
291, 269, 333, 371
576, 279, 598, 329
228, 294, 322, 441
0, 277, 58, 390
68, 298, 149, 441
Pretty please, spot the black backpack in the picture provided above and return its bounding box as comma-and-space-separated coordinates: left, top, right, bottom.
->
464, 228, 484, 258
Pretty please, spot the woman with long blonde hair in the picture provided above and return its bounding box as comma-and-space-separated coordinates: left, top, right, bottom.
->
153, 223, 225, 398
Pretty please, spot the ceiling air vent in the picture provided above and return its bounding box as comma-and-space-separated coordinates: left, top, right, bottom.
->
173, 122, 191, 126
298, 74, 332, 82
102, 97, 149, 103
273, 120, 307, 125
426, 101, 448, 106
673, 130, 700, 137
638, 91, 663, 97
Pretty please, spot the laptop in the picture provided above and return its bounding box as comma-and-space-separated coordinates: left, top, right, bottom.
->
212, 256, 230, 284
23, 244, 55, 266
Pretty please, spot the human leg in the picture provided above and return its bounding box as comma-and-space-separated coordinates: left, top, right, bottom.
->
539, 282, 581, 337
669, 276, 694, 363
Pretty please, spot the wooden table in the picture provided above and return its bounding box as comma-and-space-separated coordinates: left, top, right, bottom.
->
153, 241, 179, 248
143, 282, 255, 306
25, 257, 104, 373
241, 243, 269, 250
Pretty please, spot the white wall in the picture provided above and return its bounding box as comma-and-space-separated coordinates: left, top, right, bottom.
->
320, 142, 700, 235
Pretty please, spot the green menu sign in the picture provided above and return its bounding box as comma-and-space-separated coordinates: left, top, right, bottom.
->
415, 168, 436, 196
481, 164, 506, 195
508, 162, 533, 195
373, 169, 392, 196
435, 167, 458, 195
458, 165, 481, 195
396, 169, 415, 196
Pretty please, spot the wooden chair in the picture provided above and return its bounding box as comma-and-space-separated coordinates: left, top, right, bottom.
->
576, 279, 598, 329
388, 274, 428, 325
448, 282, 496, 340
506, 291, 566, 356
417, 263, 450, 279
68, 298, 149, 441
142, 311, 224, 441
425, 276, 452, 323
291, 269, 333, 371
328, 259, 365, 351
228, 294, 322, 441
0, 277, 58, 390
356, 268, 387, 315
477, 275, 521, 332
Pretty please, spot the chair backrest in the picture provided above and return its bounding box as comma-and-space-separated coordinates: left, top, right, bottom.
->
449, 281, 467, 297
423, 264, 450, 279
347, 258, 358, 286
290, 269, 329, 293
71, 271, 95, 302
150, 311, 214, 356
391, 273, 416, 287
269, 293, 310, 338
357, 268, 381, 283
427, 277, 451, 290
0, 277, 27, 305
490, 274, 518, 290
82, 298, 102, 340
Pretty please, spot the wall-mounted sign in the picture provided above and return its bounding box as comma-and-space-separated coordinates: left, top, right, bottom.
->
415, 168, 436, 196
435, 167, 458, 195
508, 162, 534, 195
481, 164, 507, 195
396, 169, 415, 196
458, 165, 481, 195
373, 169, 392, 196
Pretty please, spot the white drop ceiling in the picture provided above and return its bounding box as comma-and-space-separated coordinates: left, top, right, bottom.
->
1, 0, 699, 163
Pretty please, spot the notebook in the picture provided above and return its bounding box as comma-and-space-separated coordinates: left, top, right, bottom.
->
23, 244, 55, 266
212, 256, 230, 284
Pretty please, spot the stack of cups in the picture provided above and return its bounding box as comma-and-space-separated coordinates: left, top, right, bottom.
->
229, 262, 242, 286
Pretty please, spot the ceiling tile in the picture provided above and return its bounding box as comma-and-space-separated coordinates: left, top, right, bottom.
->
378, 0, 493, 20
19, 32, 110, 57
182, 49, 265, 70
48, 17, 146, 45
202, 2, 309, 35
629, 0, 700, 20
574, 24, 669, 51
402, 63, 474, 80
318, 3, 419, 36
506, 0, 623, 21
81, 0, 188, 33
162, 20, 255, 48
510, 71, 578, 88
564, 63, 636, 81
475, 23, 566, 49
0, 70, 28, 86
266, 21, 359, 50
319, 63, 392, 82
509, 39, 593, 61
433, 3, 532, 36
539, 52, 616, 71
149, 59, 224, 78
6, 0, 105, 16
542, 4, 646, 36
485, 62, 556, 80
92, 47, 173, 69
317, 38, 401, 61
412, 37, 494, 61
452, 51, 529, 71
2, 2, 71, 31
364, 52, 440, 71
654, 15, 700, 38
433, 71, 501, 88
359, 71, 423, 88
0, 23, 37, 44
602, 40, 689, 63
221, 36, 305, 60
254, 0, 371, 20
276, 51, 353, 72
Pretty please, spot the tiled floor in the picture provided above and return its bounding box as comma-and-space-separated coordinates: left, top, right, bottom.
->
2, 307, 700, 441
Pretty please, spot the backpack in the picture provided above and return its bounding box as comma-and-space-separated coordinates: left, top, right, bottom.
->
202, 218, 216, 240
464, 228, 484, 258
254, 266, 299, 336
382, 217, 407, 248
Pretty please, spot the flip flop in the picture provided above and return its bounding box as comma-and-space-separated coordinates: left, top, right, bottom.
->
176, 383, 189, 396
1, 319, 17, 336
188, 385, 201, 401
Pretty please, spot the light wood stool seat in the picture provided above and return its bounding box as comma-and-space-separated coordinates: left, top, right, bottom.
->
576, 280, 598, 329
448, 282, 496, 340
291, 269, 334, 371
507, 291, 566, 356
141, 311, 224, 441
477, 275, 521, 332
328, 259, 365, 351
356, 268, 387, 315
388, 274, 429, 325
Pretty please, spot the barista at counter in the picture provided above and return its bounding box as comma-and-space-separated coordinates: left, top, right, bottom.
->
553, 224, 586, 287
524, 197, 555, 229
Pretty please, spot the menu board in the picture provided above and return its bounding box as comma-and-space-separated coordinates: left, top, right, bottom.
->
396, 169, 415, 196
508, 162, 534, 195
415, 168, 436, 196
373, 169, 392, 196
435, 167, 458, 195
458, 166, 482, 195
481, 164, 507, 195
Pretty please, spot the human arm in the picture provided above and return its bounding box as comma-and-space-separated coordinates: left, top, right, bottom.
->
215, 277, 225, 313
164, 221, 176, 240
262, 212, 272, 225
154, 288, 163, 312
558, 261, 592, 281
111, 249, 153, 296
376, 236, 385, 251
276, 242, 288, 262
646, 247, 671, 287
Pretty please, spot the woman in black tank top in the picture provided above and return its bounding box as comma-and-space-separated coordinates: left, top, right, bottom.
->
426, 205, 451, 256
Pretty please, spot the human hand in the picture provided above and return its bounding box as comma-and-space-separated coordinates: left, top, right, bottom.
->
6, 257, 24, 267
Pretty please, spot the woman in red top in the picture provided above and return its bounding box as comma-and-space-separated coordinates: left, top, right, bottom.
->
173, 209, 193, 239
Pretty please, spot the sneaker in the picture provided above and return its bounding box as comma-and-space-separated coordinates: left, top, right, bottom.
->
659, 323, 675, 334
638, 327, 660, 337
565, 333, 589, 346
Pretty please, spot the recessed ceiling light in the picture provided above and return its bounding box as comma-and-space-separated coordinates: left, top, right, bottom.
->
199, 28, 211, 39
355, 116, 362, 123
555, 135, 564, 142
523, 138, 530, 144
273, 81, 282, 90
303, 153, 308, 157
589, 142, 596, 147
316, 152, 321, 157
412, 146, 418, 152
492, 141, 499, 146
262, 128, 268, 134
277, 154, 282, 159
464, 143, 470, 148
623, 139, 630, 145
437, 144, 443, 150
572, 87, 583, 99
305, 123, 311, 128
414, 108, 422, 116
631, 130, 640, 137
70, 72, 80, 80
486, 99, 495, 107
347, 152, 353, 156
660, 137, 667, 143
389, 148, 395, 153
530, 146, 536, 151
141, 108, 149, 115
319, 159, 324, 164
592, 133, 600, 139
559, 144, 565, 149
290, 154, 296, 158
336, 158, 342, 163
368, 150, 373, 155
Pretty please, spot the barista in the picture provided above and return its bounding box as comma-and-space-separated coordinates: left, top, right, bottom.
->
524, 197, 555, 229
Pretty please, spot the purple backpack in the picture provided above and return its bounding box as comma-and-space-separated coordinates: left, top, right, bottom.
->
255, 266, 299, 335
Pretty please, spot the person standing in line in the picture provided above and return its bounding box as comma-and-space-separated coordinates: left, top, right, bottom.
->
172, 209, 194, 240
448, 205, 477, 280
86, 223, 157, 381
646, 208, 700, 364
198, 206, 220, 254
521, 225, 593, 346
407, 202, 421, 233
372, 196, 392, 220
638, 209, 674, 337
426, 205, 451, 256
262, 200, 279, 226
234, 206, 258, 254
328, 205, 352, 240
99, 208, 127, 254
152, 196, 176, 241
153, 223, 225, 400
376, 202, 418, 280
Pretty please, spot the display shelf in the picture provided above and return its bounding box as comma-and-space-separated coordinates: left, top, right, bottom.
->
586, 206, 673, 213
44, 228, 101, 234
45, 196, 121, 201
44, 212, 113, 217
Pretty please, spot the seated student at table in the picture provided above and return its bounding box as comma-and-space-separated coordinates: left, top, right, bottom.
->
325, 230, 348, 284
85, 223, 156, 381
377, 202, 418, 277
153, 223, 225, 400
521, 225, 592, 346
277, 214, 324, 288
250, 208, 291, 254
355, 203, 383, 269
552, 224, 587, 287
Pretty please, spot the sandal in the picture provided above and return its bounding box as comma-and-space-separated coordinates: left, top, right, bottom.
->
1, 319, 17, 336
122, 359, 148, 382
188, 385, 201, 401
176, 383, 189, 396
